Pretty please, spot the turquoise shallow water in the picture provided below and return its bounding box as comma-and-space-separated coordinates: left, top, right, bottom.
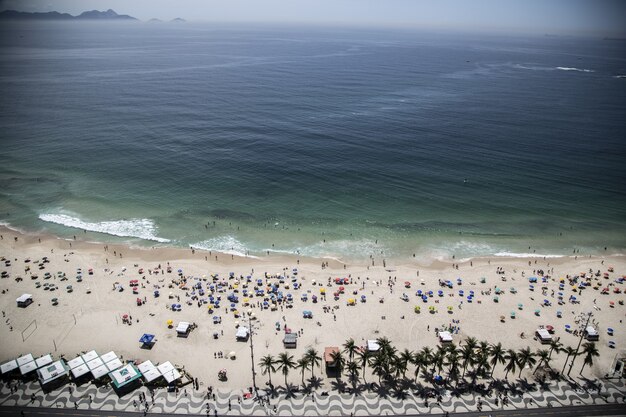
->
1, 22, 625, 261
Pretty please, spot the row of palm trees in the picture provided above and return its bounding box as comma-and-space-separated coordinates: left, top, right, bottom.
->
258, 337, 600, 390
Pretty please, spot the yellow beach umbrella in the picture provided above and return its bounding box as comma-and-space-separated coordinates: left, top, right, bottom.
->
166, 319, 173, 327
320, 288, 326, 294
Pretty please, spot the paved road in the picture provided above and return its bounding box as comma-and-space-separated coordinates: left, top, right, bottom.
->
2, 403, 626, 417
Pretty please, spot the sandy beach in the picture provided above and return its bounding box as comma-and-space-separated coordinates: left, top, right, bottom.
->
1, 225, 625, 393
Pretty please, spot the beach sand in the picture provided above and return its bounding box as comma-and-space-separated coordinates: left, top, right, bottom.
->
0, 225, 624, 391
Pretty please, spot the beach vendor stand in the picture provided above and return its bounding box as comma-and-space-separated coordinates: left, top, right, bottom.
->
0, 359, 18, 377
37, 360, 70, 392
585, 326, 599, 341
16, 293, 33, 308
438, 331, 453, 344
535, 328, 552, 344
137, 360, 162, 384
110, 363, 142, 395
176, 322, 191, 338
324, 347, 340, 376
283, 333, 297, 349
236, 326, 250, 341
139, 333, 156, 349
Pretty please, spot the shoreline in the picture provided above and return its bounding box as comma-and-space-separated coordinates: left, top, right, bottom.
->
1, 224, 621, 269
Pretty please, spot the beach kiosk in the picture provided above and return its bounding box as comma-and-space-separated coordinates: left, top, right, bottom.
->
66, 356, 90, 383
283, 333, 297, 349
137, 360, 162, 384
236, 326, 250, 341
0, 359, 19, 377
585, 326, 599, 341
438, 331, 453, 344
16, 294, 33, 308
324, 347, 340, 376
37, 360, 70, 392
110, 363, 142, 395
535, 328, 552, 344
367, 340, 380, 352
157, 361, 181, 385
17, 354, 37, 378
176, 322, 191, 338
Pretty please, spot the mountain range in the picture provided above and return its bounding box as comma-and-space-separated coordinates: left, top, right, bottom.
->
0, 9, 137, 20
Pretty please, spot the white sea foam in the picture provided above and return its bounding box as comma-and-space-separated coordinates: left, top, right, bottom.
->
39, 213, 170, 243
556, 67, 594, 73
494, 252, 564, 258
191, 236, 258, 258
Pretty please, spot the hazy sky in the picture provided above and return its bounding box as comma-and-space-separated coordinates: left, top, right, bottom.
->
1, 0, 625, 35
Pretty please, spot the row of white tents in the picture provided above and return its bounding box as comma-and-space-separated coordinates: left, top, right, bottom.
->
1, 350, 182, 392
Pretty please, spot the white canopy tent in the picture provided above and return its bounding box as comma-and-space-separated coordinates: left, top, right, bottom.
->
81, 350, 98, 363
176, 322, 191, 335
91, 365, 109, 380
157, 361, 181, 383
236, 326, 249, 340
367, 340, 380, 352
37, 360, 69, 386
16, 294, 33, 307
86, 357, 104, 371
67, 356, 85, 370
105, 358, 123, 372
100, 351, 117, 363
438, 331, 453, 343
0, 359, 18, 375
536, 328, 552, 343
17, 354, 34, 367
35, 354, 53, 368
20, 361, 37, 376
71, 364, 90, 379
138, 361, 162, 383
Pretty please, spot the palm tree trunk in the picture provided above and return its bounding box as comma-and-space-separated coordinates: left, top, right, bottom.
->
561, 354, 570, 374
533, 360, 543, 375
579, 362, 586, 375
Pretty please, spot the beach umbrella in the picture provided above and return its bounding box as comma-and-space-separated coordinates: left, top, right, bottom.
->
229, 351, 236, 359
534, 309, 541, 316
557, 311, 562, 318
414, 306, 421, 313
607, 328, 614, 336
510, 311, 516, 318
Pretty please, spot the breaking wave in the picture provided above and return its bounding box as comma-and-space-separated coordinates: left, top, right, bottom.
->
39, 213, 170, 243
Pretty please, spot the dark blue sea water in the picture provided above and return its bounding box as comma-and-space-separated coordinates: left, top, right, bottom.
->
1, 22, 625, 261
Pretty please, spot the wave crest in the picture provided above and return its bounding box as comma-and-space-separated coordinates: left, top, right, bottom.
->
39, 213, 170, 243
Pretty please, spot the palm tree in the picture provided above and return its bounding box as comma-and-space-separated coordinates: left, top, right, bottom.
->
330, 349, 346, 377
533, 349, 551, 375
561, 346, 577, 375
357, 349, 370, 384
517, 347, 537, 377
343, 338, 358, 362
460, 343, 475, 378
444, 345, 460, 384
503, 349, 519, 380
548, 338, 563, 361
489, 342, 506, 379
396, 348, 413, 379
431, 347, 446, 376
346, 360, 361, 387
276, 352, 296, 388
305, 347, 322, 378
472, 351, 490, 382
579, 342, 600, 375
411, 351, 426, 383
296, 356, 310, 386
259, 354, 276, 387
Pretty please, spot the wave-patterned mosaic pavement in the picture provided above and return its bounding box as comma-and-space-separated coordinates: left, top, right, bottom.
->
1, 378, 625, 415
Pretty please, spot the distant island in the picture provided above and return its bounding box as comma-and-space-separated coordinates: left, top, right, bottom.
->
0, 9, 137, 20
171, 18, 186, 23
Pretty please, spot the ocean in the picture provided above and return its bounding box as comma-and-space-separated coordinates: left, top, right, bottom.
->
1, 21, 625, 262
